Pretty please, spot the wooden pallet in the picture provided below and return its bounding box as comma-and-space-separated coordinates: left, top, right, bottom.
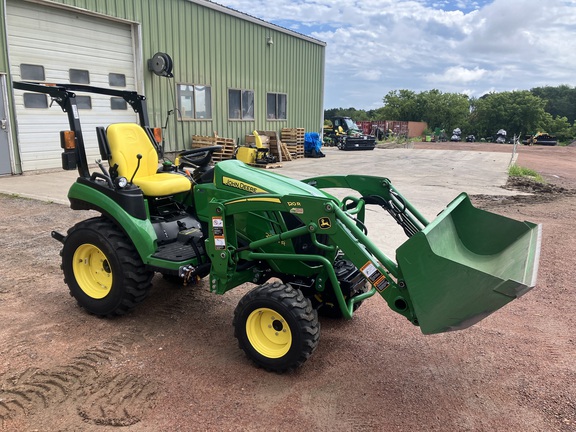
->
191, 134, 236, 161
280, 142, 292, 161
281, 128, 305, 159
283, 140, 304, 159
248, 162, 283, 169
281, 128, 305, 141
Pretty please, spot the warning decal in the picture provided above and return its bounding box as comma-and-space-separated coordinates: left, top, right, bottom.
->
212, 217, 225, 250
360, 261, 390, 292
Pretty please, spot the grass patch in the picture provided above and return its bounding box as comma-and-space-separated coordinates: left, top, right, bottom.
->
508, 164, 545, 183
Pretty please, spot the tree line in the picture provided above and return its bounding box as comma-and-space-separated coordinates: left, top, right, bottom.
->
324, 85, 576, 142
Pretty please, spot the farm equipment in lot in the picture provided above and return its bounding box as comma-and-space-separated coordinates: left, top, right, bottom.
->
523, 132, 558, 146
323, 116, 376, 150
235, 130, 277, 164
495, 129, 508, 144
14, 81, 542, 372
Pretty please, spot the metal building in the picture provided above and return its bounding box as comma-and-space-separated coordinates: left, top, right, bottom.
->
0, 0, 326, 174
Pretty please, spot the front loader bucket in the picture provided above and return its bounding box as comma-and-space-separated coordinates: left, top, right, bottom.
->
396, 193, 541, 335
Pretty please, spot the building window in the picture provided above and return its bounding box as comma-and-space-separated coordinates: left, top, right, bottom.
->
20, 64, 45, 81
177, 84, 212, 120
267, 93, 287, 120
76, 96, 92, 110
109, 73, 126, 87
69, 69, 90, 84
23, 93, 48, 108
110, 97, 128, 110
228, 89, 254, 120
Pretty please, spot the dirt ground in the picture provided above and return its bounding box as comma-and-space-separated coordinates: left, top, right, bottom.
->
1, 143, 575, 432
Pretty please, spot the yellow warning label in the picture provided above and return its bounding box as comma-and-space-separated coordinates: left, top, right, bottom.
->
361, 261, 389, 291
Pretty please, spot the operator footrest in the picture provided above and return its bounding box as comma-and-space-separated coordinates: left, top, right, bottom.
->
152, 241, 199, 262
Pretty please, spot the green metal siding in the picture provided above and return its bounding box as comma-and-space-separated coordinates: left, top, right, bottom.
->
0, 1, 9, 73
3, 0, 325, 152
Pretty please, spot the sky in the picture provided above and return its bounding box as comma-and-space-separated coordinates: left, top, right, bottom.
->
215, 0, 576, 110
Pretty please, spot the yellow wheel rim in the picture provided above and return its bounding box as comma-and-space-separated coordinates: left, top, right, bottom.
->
72, 244, 113, 299
246, 308, 292, 358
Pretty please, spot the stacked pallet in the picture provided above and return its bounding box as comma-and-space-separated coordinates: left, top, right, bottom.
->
281, 128, 305, 159
191, 134, 235, 162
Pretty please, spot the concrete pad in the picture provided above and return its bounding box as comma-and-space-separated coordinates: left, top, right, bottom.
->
0, 168, 79, 205
278, 147, 518, 257
0, 146, 517, 258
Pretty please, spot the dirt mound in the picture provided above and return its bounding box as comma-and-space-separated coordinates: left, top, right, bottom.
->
505, 176, 573, 195
472, 177, 574, 208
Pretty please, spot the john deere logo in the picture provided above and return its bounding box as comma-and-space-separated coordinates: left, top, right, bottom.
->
222, 176, 267, 193
319, 217, 331, 229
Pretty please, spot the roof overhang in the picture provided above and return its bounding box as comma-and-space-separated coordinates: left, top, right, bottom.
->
188, 0, 326, 47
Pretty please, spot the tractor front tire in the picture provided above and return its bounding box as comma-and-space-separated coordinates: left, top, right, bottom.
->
61, 217, 153, 317
233, 282, 320, 372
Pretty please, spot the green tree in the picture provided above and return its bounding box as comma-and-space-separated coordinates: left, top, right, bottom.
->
323, 107, 370, 121
539, 114, 574, 142
418, 90, 470, 133
470, 91, 547, 139
373, 89, 470, 134
324, 85, 568, 142
531, 85, 576, 124
376, 90, 421, 121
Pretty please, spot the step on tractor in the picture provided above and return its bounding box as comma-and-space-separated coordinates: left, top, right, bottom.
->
14, 82, 542, 372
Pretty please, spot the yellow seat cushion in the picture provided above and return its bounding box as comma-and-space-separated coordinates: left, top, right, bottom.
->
107, 123, 191, 196
130, 172, 192, 197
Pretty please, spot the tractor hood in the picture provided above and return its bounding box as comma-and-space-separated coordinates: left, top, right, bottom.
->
213, 160, 327, 198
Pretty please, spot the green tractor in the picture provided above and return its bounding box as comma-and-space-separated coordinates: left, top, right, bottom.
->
14, 82, 542, 372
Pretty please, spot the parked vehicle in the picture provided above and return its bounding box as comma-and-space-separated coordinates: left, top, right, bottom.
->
495, 129, 507, 144
523, 132, 558, 146
324, 117, 376, 150
450, 128, 462, 142
14, 81, 541, 372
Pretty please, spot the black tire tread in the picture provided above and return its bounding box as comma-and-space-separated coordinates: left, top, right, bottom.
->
233, 281, 320, 372
61, 217, 153, 317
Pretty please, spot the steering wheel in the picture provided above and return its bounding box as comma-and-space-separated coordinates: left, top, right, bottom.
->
178, 145, 222, 168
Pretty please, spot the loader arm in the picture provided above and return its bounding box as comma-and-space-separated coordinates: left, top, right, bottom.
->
204, 173, 541, 334
204, 192, 419, 325
303, 174, 430, 237
303, 174, 541, 333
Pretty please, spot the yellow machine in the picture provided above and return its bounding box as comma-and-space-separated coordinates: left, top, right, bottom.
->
236, 131, 277, 164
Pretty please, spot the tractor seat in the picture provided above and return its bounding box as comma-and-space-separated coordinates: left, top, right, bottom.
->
107, 123, 191, 196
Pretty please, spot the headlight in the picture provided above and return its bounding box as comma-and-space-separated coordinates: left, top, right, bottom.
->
115, 176, 128, 188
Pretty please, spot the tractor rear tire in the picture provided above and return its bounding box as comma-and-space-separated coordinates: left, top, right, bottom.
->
233, 282, 320, 372
61, 217, 153, 317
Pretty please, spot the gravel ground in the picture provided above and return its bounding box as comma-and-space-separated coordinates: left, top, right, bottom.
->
0, 143, 574, 432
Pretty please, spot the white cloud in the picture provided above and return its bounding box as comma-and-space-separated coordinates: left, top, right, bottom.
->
427, 66, 488, 84
215, 0, 576, 108
355, 69, 382, 81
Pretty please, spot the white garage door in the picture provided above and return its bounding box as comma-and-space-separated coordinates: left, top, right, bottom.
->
7, 0, 138, 171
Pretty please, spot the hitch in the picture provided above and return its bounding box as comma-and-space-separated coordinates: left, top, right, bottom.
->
51, 231, 66, 244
